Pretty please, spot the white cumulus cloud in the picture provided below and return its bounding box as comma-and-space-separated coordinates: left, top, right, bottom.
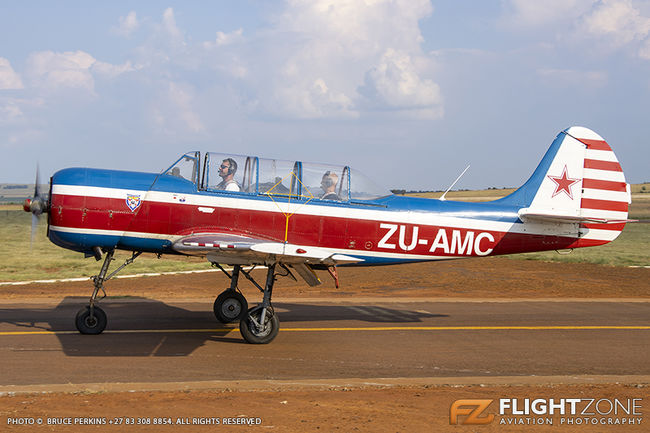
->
152, 81, 205, 134
260, 0, 440, 119
0, 58, 24, 90
275, 77, 356, 119
204, 28, 244, 48
26, 50, 134, 93
505, 0, 650, 60
359, 48, 442, 114
162, 7, 184, 46
92, 60, 136, 78
113, 11, 139, 37
27, 50, 96, 92
579, 0, 650, 50
0, 100, 24, 124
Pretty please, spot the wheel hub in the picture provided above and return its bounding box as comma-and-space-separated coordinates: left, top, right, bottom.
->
250, 312, 272, 337
222, 298, 242, 319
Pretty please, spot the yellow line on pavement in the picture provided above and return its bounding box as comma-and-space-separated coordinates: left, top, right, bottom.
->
0, 325, 649, 336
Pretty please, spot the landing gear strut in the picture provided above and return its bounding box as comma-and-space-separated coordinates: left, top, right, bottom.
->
213, 263, 280, 344
239, 263, 279, 344
75, 249, 141, 335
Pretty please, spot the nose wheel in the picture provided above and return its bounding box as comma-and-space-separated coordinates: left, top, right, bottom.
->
75, 306, 107, 334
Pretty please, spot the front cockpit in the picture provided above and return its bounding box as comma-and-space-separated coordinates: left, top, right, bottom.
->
161, 152, 391, 203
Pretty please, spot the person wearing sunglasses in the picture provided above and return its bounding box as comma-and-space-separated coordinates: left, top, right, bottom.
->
216, 158, 240, 192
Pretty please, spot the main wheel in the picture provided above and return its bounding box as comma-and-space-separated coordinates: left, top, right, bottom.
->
239, 307, 280, 344
75, 306, 107, 335
213, 290, 248, 323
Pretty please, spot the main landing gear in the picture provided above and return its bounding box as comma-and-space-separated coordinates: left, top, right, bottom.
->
75, 252, 280, 344
75, 249, 141, 335
213, 263, 280, 344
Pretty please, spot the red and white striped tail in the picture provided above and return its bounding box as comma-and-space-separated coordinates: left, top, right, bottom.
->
518, 126, 630, 247
565, 127, 630, 245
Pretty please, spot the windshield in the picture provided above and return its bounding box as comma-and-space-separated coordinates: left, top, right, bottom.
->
163, 152, 199, 185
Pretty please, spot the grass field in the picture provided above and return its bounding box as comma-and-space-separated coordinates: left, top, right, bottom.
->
0, 210, 208, 282
1, 185, 648, 282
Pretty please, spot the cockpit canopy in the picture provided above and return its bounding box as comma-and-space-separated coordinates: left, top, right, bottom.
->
163, 152, 390, 202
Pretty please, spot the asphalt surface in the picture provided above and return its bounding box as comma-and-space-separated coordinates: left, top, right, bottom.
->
0, 298, 648, 388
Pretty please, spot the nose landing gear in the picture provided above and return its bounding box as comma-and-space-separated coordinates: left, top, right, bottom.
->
74, 249, 141, 335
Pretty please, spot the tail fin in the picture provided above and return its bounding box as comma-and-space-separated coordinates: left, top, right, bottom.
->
497, 126, 631, 246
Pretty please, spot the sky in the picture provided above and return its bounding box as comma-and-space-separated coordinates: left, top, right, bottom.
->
1, 0, 649, 191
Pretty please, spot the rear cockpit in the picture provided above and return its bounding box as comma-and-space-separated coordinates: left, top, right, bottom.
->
161, 152, 391, 202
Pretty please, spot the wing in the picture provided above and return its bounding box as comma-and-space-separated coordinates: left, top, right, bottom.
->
172, 233, 363, 286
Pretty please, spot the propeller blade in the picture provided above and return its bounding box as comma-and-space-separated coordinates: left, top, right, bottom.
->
31, 213, 39, 249
34, 163, 41, 198
26, 164, 49, 249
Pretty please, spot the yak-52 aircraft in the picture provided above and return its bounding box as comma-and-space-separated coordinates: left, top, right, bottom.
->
24, 126, 631, 343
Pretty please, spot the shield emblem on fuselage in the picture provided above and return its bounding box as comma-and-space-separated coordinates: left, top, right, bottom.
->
126, 194, 142, 212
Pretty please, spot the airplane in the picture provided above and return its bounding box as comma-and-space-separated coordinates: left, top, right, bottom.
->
23, 126, 632, 344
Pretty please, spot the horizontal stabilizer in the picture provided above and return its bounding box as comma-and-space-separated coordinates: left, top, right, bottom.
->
518, 208, 634, 224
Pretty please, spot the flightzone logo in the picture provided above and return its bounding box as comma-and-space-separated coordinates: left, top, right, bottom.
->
450, 398, 643, 426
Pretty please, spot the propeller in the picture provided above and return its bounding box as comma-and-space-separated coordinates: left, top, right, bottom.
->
23, 164, 50, 246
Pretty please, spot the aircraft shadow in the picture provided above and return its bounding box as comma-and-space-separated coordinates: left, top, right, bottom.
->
275, 302, 447, 323
0, 297, 447, 356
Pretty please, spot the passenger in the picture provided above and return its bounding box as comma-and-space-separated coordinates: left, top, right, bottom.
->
169, 167, 185, 178
320, 171, 341, 200
216, 158, 241, 192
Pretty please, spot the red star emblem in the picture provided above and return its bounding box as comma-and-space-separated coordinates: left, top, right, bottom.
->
547, 166, 581, 199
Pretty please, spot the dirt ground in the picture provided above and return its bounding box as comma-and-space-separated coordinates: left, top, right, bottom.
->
1, 384, 648, 432
1, 258, 649, 432
2, 256, 649, 300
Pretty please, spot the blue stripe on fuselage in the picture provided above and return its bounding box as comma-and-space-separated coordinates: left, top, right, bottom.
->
52, 167, 160, 190
49, 229, 174, 255
375, 195, 520, 223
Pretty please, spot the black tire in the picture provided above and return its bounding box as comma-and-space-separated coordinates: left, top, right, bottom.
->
75, 306, 107, 335
239, 306, 280, 344
213, 290, 248, 323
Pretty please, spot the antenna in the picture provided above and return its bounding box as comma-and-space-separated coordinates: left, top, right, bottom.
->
439, 164, 470, 201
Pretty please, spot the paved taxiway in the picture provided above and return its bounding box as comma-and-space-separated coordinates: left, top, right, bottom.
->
0, 298, 648, 389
